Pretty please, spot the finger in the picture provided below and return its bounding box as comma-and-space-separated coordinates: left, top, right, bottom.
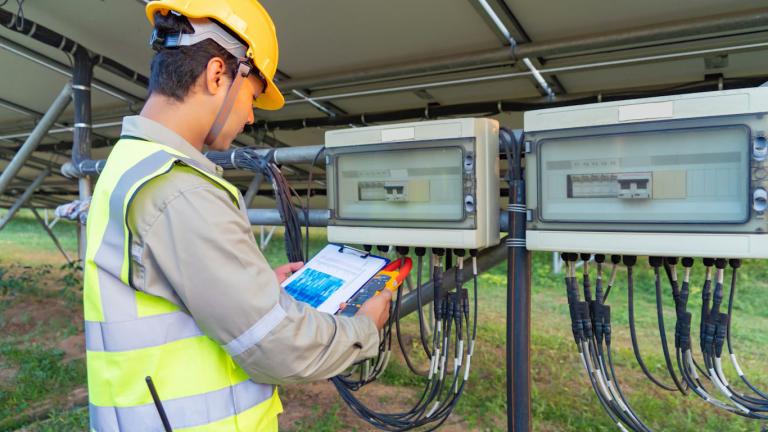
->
339, 302, 346, 311
289, 261, 304, 271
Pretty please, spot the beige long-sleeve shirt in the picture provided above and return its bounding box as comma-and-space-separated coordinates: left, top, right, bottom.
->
121, 115, 380, 384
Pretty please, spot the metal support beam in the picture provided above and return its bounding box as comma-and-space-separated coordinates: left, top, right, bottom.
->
243, 173, 264, 208
247, 208, 331, 227
246, 208, 511, 231
0, 35, 142, 105
0, 8, 147, 102
0, 121, 122, 141
31, 207, 73, 264
0, 84, 71, 196
71, 145, 327, 177
72, 46, 94, 262
266, 73, 768, 130
0, 169, 49, 231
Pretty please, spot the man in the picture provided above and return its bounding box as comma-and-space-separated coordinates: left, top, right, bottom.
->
83, 1, 392, 430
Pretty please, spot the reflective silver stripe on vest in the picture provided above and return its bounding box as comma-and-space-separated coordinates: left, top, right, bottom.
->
224, 302, 287, 357
84, 311, 203, 352
89, 379, 275, 431
94, 150, 177, 322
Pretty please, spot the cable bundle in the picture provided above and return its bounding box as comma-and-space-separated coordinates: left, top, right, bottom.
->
565, 252, 768, 431
332, 248, 479, 431
676, 258, 768, 419
205, 147, 304, 262
562, 253, 652, 432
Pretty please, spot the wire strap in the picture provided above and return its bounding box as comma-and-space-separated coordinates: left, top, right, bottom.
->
505, 238, 526, 248
507, 203, 526, 213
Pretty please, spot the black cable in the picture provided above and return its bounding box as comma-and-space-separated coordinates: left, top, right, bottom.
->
206, 148, 305, 262
563, 254, 636, 431
304, 146, 325, 260
602, 255, 622, 301
594, 254, 605, 305
726, 259, 768, 401
330, 250, 474, 431
415, 248, 432, 358
395, 250, 428, 376
650, 256, 688, 395
624, 255, 676, 392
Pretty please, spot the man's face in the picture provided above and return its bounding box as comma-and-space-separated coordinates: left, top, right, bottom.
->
207, 74, 263, 151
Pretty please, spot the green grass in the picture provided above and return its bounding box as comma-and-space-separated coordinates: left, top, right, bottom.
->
0, 210, 78, 264
0, 345, 86, 426
1, 214, 768, 430
285, 403, 346, 432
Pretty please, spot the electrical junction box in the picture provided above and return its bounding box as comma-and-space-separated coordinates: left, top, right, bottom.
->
325, 118, 500, 249
524, 87, 768, 259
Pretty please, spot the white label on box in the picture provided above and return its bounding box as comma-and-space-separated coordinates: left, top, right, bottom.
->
618, 101, 674, 122
381, 127, 415, 142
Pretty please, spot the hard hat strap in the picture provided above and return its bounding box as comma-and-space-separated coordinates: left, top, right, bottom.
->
205, 61, 252, 146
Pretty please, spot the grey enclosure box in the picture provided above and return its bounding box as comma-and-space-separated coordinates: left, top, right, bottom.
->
325, 118, 500, 249
524, 87, 768, 258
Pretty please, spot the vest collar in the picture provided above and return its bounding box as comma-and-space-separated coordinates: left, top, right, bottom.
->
120, 115, 224, 177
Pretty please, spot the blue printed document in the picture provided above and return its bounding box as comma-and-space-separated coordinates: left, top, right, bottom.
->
282, 244, 388, 314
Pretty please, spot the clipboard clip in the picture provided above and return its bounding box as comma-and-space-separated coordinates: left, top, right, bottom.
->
337, 244, 371, 258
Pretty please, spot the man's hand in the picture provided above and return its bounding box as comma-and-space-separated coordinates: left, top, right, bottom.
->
356, 290, 393, 330
274, 262, 304, 283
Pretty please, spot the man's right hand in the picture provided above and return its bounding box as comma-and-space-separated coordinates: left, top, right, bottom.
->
356, 290, 393, 330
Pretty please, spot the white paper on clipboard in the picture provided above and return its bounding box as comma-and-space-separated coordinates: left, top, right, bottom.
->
281, 244, 389, 314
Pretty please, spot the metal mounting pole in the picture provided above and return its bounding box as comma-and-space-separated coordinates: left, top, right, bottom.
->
72, 46, 93, 262
0, 169, 50, 231
0, 84, 71, 196
243, 173, 264, 208
504, 131, 531, 431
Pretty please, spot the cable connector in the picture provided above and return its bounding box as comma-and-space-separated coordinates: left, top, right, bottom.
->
602, 304, 612, 346
714, 312, 729, 357
676, 311, 692, 351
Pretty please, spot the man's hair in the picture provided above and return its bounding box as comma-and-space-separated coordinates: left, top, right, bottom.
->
147, 12, 240, 101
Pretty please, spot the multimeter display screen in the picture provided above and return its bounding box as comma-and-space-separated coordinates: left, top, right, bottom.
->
335, 146, 465, 222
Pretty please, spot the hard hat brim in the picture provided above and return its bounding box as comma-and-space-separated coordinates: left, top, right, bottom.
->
255, 77, 284, 110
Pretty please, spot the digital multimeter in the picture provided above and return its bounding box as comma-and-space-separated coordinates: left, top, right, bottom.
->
337, 257, 413, 317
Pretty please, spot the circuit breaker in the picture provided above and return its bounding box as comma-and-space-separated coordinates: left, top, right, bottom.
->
524, 87, 768, 258
325, 118, 500, 249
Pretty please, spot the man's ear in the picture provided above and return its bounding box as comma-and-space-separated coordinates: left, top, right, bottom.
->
204, 57, 228, 96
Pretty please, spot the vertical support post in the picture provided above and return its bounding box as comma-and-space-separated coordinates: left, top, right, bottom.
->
0, 84, 71, 196
243, 172, 264, 208
0, 169, 50, 231
506, 132, 531, 431
552, 252, 563, 274
72, 46, 93, 262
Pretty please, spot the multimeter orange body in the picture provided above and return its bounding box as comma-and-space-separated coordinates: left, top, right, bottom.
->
337, 258, 413, 316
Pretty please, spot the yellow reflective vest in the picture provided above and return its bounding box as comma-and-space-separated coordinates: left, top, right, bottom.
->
84, 138, 282, 431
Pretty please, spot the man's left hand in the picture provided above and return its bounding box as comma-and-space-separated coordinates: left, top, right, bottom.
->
274, 262, 304, 283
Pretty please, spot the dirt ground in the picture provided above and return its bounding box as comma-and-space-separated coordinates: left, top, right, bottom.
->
279, 380, 470, 431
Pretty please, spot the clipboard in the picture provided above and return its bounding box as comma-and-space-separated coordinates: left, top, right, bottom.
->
281, 244, 389, 314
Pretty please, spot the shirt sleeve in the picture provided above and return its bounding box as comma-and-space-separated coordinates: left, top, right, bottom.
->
137, 182, 381, 384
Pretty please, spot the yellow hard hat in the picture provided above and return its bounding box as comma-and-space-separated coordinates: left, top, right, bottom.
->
145, 0, 285, 110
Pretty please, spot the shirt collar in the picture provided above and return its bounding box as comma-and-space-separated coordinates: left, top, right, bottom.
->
120, 115, 224, 177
